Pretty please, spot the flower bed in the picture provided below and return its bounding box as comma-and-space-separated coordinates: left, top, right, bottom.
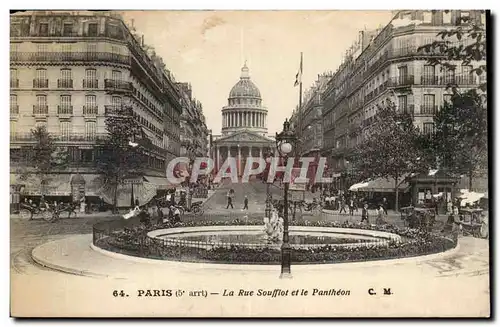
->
94, 219, 456, 264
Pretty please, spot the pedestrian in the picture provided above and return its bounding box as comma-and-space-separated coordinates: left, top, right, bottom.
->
226, 190, 234, 209
243, 195, 249, 210
376, 204, 386, 225
134, 197, 140, 208
382, 197, 388, 215
349, 198, 354, 216
361, 203, 369, 223
339, 196, 347, 214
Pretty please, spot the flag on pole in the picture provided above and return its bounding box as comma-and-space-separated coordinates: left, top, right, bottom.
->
294, 53, 303, 87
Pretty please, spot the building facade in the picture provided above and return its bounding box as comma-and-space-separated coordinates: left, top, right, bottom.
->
9, 11, 184, 205
321, 10, 486, 190
177, 82, 209, 161
213, 64, 275, 177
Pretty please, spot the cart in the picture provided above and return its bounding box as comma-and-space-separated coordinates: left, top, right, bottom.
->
459, 208, 488, 239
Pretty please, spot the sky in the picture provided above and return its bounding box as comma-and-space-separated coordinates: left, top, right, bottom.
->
121, 10, 393, 135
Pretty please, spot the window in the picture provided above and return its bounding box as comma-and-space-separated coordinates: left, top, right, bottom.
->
85, 95, 96, 107
37, 43, 48, 53
111, 70, 122, 81
422, 94, 436, 114
36, 95, 47, 106
111, 96, 122, 108
87, 43, 97, 53
111, 45, 120, 56
85, 68, 97, 80
107, 24, 119, 37
398, 95, 408, 113
444, 69, 455, 83
10, 68, 18, 87
423, 65, 436, 84
423, 123, 435, 135
10, 121, 17, 138
85, 121, 96, 140
87, 23, 98, 37
36, 68, 46, 81
63, 23, 73, 36
60, 95, 72, 107
443, 11, 452, 24
60, 69, 72, 81
459, 11, 470, 25
398, 65, 408, 84
481, 12, 486, 25
60, 121, 72, 139
10, 95, 18, 114
461, 65, 472, 84
11, 23, 21, 37
39, 23, 49, 36
10, 43, 19, 54
423, 11, 432, 23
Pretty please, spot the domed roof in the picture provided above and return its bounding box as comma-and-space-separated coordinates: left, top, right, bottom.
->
229, 63, 261, 99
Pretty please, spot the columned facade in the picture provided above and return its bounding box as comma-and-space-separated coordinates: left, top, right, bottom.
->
213, 63, 274, 177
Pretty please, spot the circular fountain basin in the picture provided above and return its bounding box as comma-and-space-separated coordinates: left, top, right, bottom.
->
147, 226, 401, 250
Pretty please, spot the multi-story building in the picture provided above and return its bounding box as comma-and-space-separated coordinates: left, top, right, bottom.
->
321, 10, 486, 190
9, 10, 184, 206
289, 73, 332, 187
177, 82, 209, 161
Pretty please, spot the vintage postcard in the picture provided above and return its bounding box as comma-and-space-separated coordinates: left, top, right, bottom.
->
9, 9, 490, 317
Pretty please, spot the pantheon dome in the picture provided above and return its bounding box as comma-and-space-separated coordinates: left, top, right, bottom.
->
221, 63, 268, 137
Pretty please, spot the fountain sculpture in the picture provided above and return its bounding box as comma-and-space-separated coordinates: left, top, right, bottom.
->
263, 207, 284, 243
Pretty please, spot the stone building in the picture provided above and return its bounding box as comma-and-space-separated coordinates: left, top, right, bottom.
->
9, 10, 185, 206
212, 63, 275, 177
321, 10, 487, 191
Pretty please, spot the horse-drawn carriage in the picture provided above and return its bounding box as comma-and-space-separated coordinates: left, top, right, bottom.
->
400, 205, 436, 231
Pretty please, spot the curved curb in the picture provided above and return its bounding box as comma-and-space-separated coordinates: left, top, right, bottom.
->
92, 236, 461, 272
31, 241, 111, 278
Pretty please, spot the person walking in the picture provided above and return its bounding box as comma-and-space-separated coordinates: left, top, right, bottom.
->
243, 195, 249, 210
382, 197, 388, 215
361, 203, 369, 223
226, 189, 234, 209
349, 198, 355, 216
339, 195, 347, 214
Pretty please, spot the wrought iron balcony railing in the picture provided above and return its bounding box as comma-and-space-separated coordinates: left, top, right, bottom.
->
57, 79, 73, 89
10, 105, 19, 115
57, 105, 73, 115
10, 132, 109, 143
33, 79, 48, 88
104, 79, 133, 92
420, 105, 438, 115
10, 79, 19, 88
83, 79, 99, 89
33, 105, 48, 115
421, 76, 439, 85
83, 105, 98, 115
10, 52, 130, 65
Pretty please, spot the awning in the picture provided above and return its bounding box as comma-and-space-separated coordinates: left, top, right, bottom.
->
10, 173, 71, 196
96, 181, 157, 207
349, 176, 409, 193
458, 189, 485, 206
144, 176, 177, 190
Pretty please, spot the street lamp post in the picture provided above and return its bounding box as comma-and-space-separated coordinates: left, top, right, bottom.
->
275, 118, 297, 279
265, 152, 273, 219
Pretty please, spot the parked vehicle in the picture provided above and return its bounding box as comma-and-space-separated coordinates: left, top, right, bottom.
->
459, 208, 488, 239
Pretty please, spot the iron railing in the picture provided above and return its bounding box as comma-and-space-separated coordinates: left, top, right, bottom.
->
33, 79, 48, 88
83, 105, 99, 115
10, 79, 19, 88
11, 52, 130, 65
33, 105, 48, 115
57, 105, 73, 115
57, 79, 73, 89
83, 79, 99, 89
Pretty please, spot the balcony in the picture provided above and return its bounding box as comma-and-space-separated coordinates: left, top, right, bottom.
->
388, 75, 415, 88
57, 79, 73, 89
33, 79, 48, 89
399, 105, 415, 115
421, 76, 439, 86
33, 105, 48, 116
10, 105, 19, 115
10, 79, 19, 88
83, 105, 98, 116
57, 105, 73, 116
456, 74, 477, 85
10, 52, 130, 65
10, 132, 109, 143
104, 105, 121, 115
104, 79, 133, 93
420, 105, 438, 116
83, 79, 99, 89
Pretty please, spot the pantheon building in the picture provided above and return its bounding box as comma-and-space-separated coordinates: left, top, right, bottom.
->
212, 63, 275, 176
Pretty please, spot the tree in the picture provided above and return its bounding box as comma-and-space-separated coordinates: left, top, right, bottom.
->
418, 11, 488, 190
418, 11, 487, 93
96, 106, 150, 212
351, 105, 432, 211
16, 125, 69, 195
433, 91, 487, 189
